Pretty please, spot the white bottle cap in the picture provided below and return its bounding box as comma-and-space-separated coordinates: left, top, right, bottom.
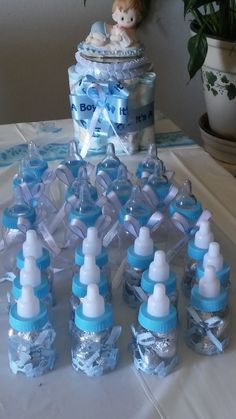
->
203, 242, 223, 271
17, 285, 40, 318
80, 255, 101, 285
20, 256, 41, 287
199, 265, 220, 298
148, 250, 170, 282
147, 284, 170, 317
194, 221, 214, 249
82, 227, 102, 257
134, 227, 154, 257
82, 284, 105, 318
23, 230, 43, 259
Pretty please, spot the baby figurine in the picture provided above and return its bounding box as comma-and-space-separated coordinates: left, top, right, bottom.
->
109, 0, 143, 49
85, 0, 144, 50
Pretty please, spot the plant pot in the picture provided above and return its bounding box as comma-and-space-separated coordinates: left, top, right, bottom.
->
199, 113, 236, 174
201, 36, 236, 141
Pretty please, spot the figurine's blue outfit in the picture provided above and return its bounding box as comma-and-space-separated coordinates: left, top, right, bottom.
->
90, 21, 109, 36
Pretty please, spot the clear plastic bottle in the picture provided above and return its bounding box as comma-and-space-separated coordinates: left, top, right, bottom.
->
11, 256, 53, 309
117, 185, 153, 264
8, 285, 56, 377
67, 182, 103, 248
16, 229, 54, 302
182, 220, 214, 298
71, 284, 121, 377
196, 242, 231, 289
12, 159, 39, 201
131, 283, 178, 377
135, 143, 160, 180
168, 179, 202, 250
1, 188, 36, 272
186, 265, 230, 355
106, 165, 133, 206
95, 143, 126, 195
75, 227, 109, 277
56, 140, 87, 204
143, 160, 175, 211
66, 166, 98, 202
141, 250, 177, 307
123, 227, 154, 308
70, 255, 111, 332
24, 141, 48, 180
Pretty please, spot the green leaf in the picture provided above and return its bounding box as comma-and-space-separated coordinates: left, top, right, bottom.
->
211, 88, 218, 96
206, 71, 217, 86
226, 83, 236, 100
187, 32, 208, 79
183, 0, 216, 17
221, 75, 229, 84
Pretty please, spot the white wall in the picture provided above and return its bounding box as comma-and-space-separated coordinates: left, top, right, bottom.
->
0, 0, 205, 143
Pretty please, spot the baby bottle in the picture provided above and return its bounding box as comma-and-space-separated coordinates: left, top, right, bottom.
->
182, 220, 214, 298
12, 256, 52, 309
16, 229, 54, 301
1, 187, 36, 272
186, 265, 230, 355
135, 143, 159, 180
196, 242, 230, 289
123, 227, 154, 308
66, 165, 98, 202
141, 250, 177, 307
70, 255, 111, 332
75, 227, 109, 277
95, 143, 126, 195
8, 285, 56, 377
71, 284, 121, 377
131, 283, 178, 377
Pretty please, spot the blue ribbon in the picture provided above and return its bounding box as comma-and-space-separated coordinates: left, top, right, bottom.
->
70, 76, 129, 125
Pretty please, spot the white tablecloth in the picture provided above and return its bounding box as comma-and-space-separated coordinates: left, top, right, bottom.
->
0, 117, 236, 419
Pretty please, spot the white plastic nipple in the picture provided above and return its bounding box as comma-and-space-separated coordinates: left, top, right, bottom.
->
194, 220, 214, 249
82, 284, 105, 318
82, 227, 102, 257
199, 265, 220, 298
80, 255, 101, 285
203, 242, 223, 271
134, 227, 154, 257
17, 285, 40, 318
23, 230, 43, 259
147, 284, 170, 317
149, 251, 170, 282
20, 256, 41, 287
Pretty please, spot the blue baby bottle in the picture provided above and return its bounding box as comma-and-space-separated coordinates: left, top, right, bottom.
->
8, 284, 56, 377
131, 283, 178, 377
96, 143, 125, 195
71, 284, 121, 377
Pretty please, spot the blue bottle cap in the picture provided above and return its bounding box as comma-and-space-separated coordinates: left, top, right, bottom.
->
118, 185, 152, 226
187, 239, 209, 261
16, 248, 50, 270
12, 275, 50, 300
72, 272, 109, 298
9, 303, 48, 332
75, 303, 113, 333
66, 184, 98, 202
127, 246, 155, 270
147, 161, 171, 201
62, 140, 86, 178
138, 303, 177, 333
2, 204, 36, 229
196, 262, 230, 287
191, 284, 228, 312
75, 246, 108, 268
141, 270, 176, 296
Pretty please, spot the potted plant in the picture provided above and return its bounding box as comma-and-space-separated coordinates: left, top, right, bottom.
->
183, 1, 236, 141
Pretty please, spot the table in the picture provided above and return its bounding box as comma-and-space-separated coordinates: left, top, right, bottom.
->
0, 115, 236, 419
